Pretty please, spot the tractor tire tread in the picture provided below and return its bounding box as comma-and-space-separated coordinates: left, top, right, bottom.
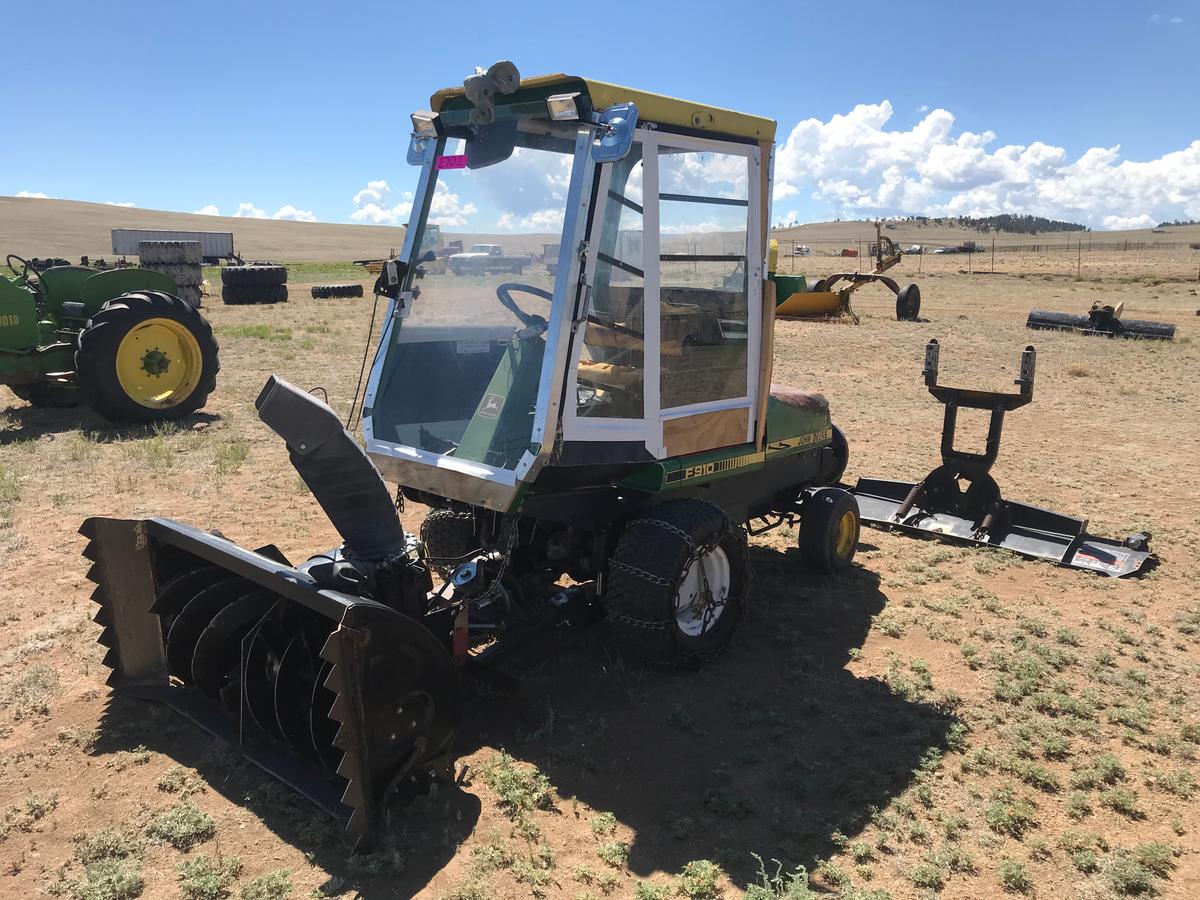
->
604, 498, 748, 666
75, 290, 219, 423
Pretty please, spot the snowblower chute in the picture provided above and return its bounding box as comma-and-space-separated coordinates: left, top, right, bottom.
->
850, 340, 1155, 577
82, 377, 460, 841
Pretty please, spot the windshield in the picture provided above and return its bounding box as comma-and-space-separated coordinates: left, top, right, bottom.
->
369, 116, 582, 471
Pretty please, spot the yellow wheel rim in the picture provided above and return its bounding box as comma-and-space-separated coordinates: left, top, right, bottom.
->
114, 317, 203, 409
834, 508, 858, 560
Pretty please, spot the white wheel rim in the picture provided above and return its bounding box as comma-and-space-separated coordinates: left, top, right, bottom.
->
674, 545, 732, 637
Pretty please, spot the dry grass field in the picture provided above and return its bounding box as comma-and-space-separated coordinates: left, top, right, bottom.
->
0, 242, 1198, 900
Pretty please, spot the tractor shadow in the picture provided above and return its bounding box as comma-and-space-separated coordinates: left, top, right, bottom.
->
87, 542, 954, 897
0, 399, 220, 445
93, 693, 481, 895
461, 543, 957, 887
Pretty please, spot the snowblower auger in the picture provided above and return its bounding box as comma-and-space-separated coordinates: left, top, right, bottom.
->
82, 377, 460, 843
1027, 301, 1176, 340
850, 340, 1155, 577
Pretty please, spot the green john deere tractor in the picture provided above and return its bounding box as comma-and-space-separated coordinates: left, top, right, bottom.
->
81, 64, 857, 842
1, 255, 219, 421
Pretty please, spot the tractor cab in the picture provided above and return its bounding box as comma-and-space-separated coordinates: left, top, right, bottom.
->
363, 72, 778, 513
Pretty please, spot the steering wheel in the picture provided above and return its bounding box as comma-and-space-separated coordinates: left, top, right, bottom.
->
5, 255, 44, 294
496, 283, 551, 337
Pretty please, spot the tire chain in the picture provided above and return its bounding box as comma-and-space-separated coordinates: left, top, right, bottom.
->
605, 501, 732, 633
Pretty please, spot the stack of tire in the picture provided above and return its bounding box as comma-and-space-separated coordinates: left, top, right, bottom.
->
138, 241, 203, 307
221, 263, 288, 305
311, 283, 364, 299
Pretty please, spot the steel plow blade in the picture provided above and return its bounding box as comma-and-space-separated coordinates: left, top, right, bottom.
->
80, 516, 459, 844
851, 478, 1155, 578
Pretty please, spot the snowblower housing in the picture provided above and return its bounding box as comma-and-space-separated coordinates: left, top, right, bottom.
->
362, 75, 780, 513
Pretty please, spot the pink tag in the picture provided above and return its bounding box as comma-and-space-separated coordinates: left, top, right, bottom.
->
436, 154, 468, 170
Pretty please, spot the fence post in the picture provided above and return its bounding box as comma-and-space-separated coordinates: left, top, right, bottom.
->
1076, 239, 1082, 278
991, 237, 995, 274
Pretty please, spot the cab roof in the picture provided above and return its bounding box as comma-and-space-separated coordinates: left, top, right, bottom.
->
430, 73, 776, 143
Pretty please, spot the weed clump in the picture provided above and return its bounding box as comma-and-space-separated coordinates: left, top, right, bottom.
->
147, 802, 216, 851
177, 854, 243, 900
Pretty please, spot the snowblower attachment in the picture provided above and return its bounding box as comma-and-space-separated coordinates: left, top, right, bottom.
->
1027, 301, 1175, 340
81, 376, 459, 843
850, 340, 1155, 577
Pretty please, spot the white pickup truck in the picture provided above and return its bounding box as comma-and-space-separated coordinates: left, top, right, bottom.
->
447, 243, 529, 276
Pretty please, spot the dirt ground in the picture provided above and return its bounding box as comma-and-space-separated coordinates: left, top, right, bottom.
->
0, 249, 1198, 900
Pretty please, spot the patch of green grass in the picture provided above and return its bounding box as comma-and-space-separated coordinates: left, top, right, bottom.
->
156, 765, 206, 797
998, 857, 1032, 894
596, 840, 628, 868
677, 860, 722, 899
147, 801, 215, 850
71, 858, 144, 900
590, 811, 617, 836
480, 752, 554, 838
634, 882, 670, 900
984, 788, 1038, 838
214, 442, 249, 475
0, 790, 59, 841
2, 663, 61, 718
1099, 786, 1143, 819
1143, 765, 1196, 799
215, 324, 293, 341
1107, 843, 1177, 896
906, 862, 943, 890
239, 870, 292, 900
1065, 791, 1092, 820
1070, 752, 1126, 789
177, 854, 243, 900
74, 828, 134, 865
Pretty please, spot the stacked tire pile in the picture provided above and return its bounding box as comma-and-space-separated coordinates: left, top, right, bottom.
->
221, 264, 288, 305
138, 241, 203, 307
311, 283, 364, 299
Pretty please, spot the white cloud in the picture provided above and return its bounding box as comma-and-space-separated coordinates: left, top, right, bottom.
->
272, 204, 317, 222
193, 204, 221, 216
233, 202, 267, 219
353, 180, 390, 206
774, 100, 1200, 229
1102, 214, 1155, 230
349, 179, 475, 227
105, 201, 136, 208
1170, 16, 1183, 23
16, 190, 49, 199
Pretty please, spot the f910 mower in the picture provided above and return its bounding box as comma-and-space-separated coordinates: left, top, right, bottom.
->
1, 255, 219, 421
82, 64, 861, 842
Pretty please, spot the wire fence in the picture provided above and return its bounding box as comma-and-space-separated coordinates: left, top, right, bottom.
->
769, 235, 1200, 280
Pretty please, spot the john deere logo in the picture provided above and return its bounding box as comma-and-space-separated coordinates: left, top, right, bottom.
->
478, 393, 505, 419
0, 314, 19, 327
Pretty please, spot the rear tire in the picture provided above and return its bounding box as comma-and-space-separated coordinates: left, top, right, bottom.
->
799, 488, 860, 573
807, 278, 828, 293
75, 291, 219, 424
604, 499, 748, 666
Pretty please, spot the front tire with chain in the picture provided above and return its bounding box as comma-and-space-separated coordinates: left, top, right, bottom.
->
420, 509, 480, 574
604, 499, 748, 666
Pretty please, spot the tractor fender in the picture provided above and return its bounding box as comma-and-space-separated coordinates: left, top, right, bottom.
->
79, 268, 177, 311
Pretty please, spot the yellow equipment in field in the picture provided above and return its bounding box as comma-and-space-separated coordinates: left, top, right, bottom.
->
771, 222, 921, 322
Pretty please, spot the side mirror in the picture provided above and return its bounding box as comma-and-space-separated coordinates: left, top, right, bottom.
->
591, 103, 639, 163
407, 135, 434, 166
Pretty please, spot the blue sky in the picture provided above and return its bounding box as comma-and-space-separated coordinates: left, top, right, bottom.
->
2, 0, 1197, 229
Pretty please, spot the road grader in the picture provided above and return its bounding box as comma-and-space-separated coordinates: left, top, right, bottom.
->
84, 64, 864, 842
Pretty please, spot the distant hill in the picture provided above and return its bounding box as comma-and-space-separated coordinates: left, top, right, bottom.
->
904, 214, 1087, 235
0, 196, 408, 262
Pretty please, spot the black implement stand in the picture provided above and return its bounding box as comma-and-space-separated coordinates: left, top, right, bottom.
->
851, 340, 1155, 577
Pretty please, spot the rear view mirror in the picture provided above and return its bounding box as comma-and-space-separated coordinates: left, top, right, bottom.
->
466, 119, 518, 169
591, 103, 639, 163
